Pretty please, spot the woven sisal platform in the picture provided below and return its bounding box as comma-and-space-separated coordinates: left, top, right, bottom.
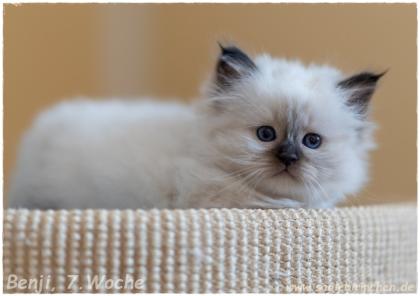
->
3, 203, 417, 293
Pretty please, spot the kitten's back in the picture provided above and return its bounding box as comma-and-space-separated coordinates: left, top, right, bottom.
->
8, 98, 198, 209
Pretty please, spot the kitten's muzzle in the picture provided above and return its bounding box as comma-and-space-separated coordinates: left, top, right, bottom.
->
276, 141, 299, 167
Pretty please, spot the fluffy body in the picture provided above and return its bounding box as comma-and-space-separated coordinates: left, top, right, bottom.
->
8, 53, 377, 209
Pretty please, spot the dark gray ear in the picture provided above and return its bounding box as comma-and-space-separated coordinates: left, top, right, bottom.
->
337, 71, 385, 115
215, 45, 257, 91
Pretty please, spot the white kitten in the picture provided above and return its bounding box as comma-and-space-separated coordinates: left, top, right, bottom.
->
8, 46, 383, 209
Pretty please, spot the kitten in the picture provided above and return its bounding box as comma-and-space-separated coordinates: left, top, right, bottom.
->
8, 45, 383, 209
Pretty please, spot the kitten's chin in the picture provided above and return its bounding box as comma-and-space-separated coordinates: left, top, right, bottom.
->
273, 170, 298, 181
271, 166, 301, 183
255, 171, 305, 203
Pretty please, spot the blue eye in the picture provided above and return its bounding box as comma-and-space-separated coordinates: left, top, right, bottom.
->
302, 133, 322, 149
257, 126, 276, 142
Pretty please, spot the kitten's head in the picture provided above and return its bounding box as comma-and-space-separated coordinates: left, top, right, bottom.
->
201, 45, 384, 208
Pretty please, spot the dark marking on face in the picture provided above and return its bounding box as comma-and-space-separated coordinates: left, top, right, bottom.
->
275, 139, 300, 167
272, 107, 303, 167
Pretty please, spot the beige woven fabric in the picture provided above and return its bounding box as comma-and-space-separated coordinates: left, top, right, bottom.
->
3, 203, 417, 293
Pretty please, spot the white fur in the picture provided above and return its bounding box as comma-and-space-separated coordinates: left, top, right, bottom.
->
8, 54, 376, 209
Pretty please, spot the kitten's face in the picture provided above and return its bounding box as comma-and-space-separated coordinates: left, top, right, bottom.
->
202, 46, 382, 208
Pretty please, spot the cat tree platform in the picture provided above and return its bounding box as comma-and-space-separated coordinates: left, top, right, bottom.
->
3, 203, 416, 293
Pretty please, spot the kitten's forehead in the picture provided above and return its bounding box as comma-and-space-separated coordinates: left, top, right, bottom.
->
242, 55, 358, 133
251, 54, 344, 99
222, 54, 363, 137
276, 93, 356, 138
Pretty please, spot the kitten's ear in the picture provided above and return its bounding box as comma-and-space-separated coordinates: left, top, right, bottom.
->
215, 44, 257, 91
337, 71, 386, 115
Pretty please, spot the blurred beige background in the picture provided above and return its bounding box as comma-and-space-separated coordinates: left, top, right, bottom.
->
4, 4, 416, 206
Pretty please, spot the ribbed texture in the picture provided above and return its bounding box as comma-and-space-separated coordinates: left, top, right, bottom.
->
3, 203, 417, 293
